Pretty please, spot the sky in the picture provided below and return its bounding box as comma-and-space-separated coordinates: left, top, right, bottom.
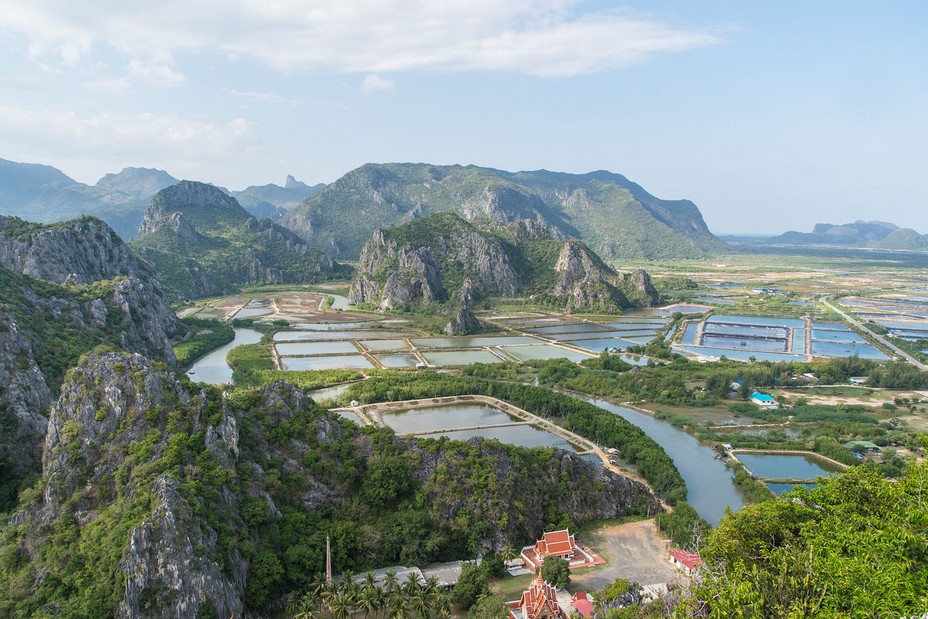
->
1, 0, 926, 235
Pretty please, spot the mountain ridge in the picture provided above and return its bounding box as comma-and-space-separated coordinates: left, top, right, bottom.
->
282, 162, 727, 260
131, 181, 347, 300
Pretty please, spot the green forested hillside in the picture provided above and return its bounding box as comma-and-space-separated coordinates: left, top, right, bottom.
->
131, 181, 348, 300
680, 459, 928, 617
282, 163, 727, 260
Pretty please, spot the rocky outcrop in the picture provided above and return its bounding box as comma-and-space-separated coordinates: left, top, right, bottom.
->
350, 214, 659, 315
551, 242, 659, 313
132, 181, 344, 300
138, 180, 247, 235
0, 217, 179, 491
0, 309, 54, 477
445, 306, 480, 335
0, 215, 152, 284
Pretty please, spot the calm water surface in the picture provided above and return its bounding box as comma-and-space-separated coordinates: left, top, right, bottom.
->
580, 396, 746, 525
737, 454, 840, 480
186, 328, 262, 384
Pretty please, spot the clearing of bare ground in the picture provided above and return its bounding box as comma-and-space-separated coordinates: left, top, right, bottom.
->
569, 519, 679, 591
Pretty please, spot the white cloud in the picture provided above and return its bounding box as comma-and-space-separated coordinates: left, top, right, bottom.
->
0, 0, 718, 77
0, 105, 261, 185
128, 56, 186, 85
224, 89, 292, 105
361, 73, 395, 95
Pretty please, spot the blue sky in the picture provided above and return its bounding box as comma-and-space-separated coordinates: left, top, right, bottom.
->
1, 1, 926, 234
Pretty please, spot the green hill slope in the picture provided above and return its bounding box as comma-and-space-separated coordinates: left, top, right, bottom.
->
131, 181, 348, 300
282, 163, 727, 260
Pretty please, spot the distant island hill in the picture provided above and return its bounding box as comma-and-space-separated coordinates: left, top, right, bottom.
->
729, 220, 928, 251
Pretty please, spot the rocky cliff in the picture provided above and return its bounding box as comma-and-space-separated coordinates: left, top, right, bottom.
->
132, 181, 347, 300
0, 215, 179, 509
349, 214, 659, 324
0, 351, 660, 617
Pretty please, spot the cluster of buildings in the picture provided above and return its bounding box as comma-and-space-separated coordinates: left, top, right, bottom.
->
506, 528, 702, 619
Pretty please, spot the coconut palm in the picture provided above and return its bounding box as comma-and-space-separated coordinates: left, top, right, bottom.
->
409, 588, 431, 619
423, 575, 441, 596
357, 585, 381, 618
382, 570, 399, 596
289, 592, 322, 619
401, 571, 421, 596
431, 591, 453, 618
327, 590, 353, 619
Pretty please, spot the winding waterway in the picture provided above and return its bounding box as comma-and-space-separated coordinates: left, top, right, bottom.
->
186, 328, 262, 385
578, 396, 747, 525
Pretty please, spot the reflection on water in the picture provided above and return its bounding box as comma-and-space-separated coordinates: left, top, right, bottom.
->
186, 328, 263, 385
580, 396, 747, 525
737, 453, 839, 480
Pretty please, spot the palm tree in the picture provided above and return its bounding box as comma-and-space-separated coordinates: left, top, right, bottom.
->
357, 585, 381, 618
501, 544, 516, 564
382, 570, 399, 596
402, 571, 421, 597
310, 574, 329, 599
289, 593, 321, 619
431, 591, 453, 618
410, 589, 430, 619
423, 575, 441, 596
330, 589, 359, 619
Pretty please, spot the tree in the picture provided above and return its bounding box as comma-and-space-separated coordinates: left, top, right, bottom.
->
452, 562, 489, 609
468, 595, 510, 619
540, 556, 570, 589
681, 458, 928, 617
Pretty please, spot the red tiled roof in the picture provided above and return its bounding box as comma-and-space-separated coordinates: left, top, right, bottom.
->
573, 597, 593, 618
669, 549, 703, 570
514, 574, 567, 618
534, 529, 577, 557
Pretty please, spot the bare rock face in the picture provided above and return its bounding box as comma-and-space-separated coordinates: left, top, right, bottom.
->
551, 242, 641, 313
444, 306, 480, 335
0, 310, 54, 475
348, 215, 521, 310
348, 229, 447, 309
0, 215, 155, 284
138, 180, 246, 236
0, 216, 179, 488
119, 477, 244, 619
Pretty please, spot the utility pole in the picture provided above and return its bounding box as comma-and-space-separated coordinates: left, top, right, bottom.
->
326, 536, 332, 584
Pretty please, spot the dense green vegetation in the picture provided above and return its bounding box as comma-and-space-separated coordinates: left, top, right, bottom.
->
539, 555, 570, 589
172, 316, 235, 366
340, 372, 687, 503
283, 163, 726, 260
655, 501, 710, 549
0, 355, 646, 616
0, 267, 125, 393
680, 458, 928, 617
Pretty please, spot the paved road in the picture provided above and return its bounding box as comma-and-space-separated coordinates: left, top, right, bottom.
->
821, 298, 928, 372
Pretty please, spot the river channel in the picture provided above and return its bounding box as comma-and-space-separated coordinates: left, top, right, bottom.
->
186, 328, 262, 385
579, 396, 747, 525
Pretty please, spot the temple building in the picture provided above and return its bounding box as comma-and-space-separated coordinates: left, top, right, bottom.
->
522, 529, 577, 567
507, 574, 568, 619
